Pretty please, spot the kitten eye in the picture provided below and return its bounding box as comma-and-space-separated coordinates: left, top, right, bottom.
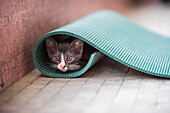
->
54, 56, 60, 61
67, 56, 73, 61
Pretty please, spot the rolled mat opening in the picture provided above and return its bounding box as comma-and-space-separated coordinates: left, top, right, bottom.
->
33, 10, 170, 78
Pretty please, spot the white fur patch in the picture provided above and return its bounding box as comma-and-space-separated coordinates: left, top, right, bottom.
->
57, 54, 68, 72
61, 54, 65, 66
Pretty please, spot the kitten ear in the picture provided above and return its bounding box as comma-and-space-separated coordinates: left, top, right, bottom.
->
70, 39, 84, 53
45, 37, 57, 48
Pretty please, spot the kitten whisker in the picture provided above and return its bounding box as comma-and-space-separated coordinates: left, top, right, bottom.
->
50, 63, 58, 68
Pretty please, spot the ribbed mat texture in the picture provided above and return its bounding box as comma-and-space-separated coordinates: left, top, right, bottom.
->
33, 10, 170, 78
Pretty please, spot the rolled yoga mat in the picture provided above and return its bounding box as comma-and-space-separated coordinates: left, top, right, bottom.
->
33, 10, 170, 78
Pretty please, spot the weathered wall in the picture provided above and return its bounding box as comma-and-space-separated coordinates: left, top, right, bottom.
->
0, 0, 131, 90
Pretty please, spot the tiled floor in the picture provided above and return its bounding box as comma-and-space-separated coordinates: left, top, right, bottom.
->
0, 3, 170, 113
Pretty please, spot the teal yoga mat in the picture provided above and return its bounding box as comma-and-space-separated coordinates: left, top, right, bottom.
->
33, 10, 170, 78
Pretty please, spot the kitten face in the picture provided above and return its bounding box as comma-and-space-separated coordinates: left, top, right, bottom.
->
45, 37, 84, 72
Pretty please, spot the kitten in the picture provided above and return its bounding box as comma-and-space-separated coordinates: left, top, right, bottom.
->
45, 36, 86, 72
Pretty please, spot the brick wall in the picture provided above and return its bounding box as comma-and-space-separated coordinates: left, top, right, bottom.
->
0, 0, 131, 91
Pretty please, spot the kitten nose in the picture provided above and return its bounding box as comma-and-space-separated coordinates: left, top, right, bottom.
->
60, 65, 66, 69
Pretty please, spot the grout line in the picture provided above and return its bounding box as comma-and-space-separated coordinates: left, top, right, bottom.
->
30, 79, 71, 112
104, 67, 130, 113
0, 72, 41, 106
130, 72, 144, 110
11, 77, 55, 112
155, 77, 163, 107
